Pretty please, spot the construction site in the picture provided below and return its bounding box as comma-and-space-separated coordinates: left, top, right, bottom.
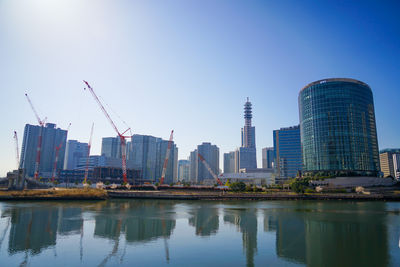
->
2, 81, 226, 192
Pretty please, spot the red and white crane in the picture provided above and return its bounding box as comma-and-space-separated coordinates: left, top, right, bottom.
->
198, 153, 223, 186
25, 93, 46, 180
83, 81, 131, 185
84, 123, 94, 184
51, 123, 71, 182
13, 131, 20, 169
159, 130, 174, 185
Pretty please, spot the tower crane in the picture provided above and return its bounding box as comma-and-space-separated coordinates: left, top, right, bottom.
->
25, 93, 46, 180
51, 123, 71, 182
160, 130, 174, 185
13, 131, 19, 169
84, 123, 94, 184
83, 81, 131, 185
198, 153, 223, 186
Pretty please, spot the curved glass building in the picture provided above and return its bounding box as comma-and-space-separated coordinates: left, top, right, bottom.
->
299, 78, 380, 177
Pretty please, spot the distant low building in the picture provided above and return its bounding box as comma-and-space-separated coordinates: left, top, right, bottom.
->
379, 149, 400, 178
220, 172, 273, 186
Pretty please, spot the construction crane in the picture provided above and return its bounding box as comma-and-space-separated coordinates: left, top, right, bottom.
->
198, 153, 223, 186
51, 123, 71, 182
83, 81, 131, 185
13, 131, 19, 169
84, 123, 94, 184
159, 130, 174, 185
25, 93, 46, 180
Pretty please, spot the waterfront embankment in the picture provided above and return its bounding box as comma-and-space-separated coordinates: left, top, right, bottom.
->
0, 188, 108, 200
1, 188, 400, 201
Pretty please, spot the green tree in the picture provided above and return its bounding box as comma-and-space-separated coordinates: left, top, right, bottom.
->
230, 182, 246, 192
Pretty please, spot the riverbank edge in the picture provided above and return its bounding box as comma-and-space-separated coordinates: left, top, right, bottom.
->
1, 189, 400, 201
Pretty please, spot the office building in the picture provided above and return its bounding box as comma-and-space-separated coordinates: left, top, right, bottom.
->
189, 150, 198, 183
273, 125, 302, 181
178, 160, 190, 182
239, 98, 257, 169
379, 149, 400, 178
262, 147, 274, 169
189, 142, 219, 183
101, 137, 121, 158
155, 138, 178, 184
20, 123, 68, 178
63, 140, 89, 170
393, 153, 400, 180
224, 151, 237, 173
299, 78, 380, 177
128, 134, 178, 184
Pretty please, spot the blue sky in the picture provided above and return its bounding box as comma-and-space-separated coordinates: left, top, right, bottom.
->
0, 0, 399, 176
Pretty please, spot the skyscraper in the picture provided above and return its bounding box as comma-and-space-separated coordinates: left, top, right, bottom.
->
224, 151, 237, 173
239, 98, 257, 169
189, 142, 219, 183
101, 137, 121, 159
20, 123, 68, 178
63, 140, 89, 170
273, 125, 302, 181
128, 134, 178, 183
299, 78, 380, 177
178, 160, 190, 182
262, 147, 274, 169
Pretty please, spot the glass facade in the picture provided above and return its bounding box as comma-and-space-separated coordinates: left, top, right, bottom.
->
20, 123, 68, 177
299, 78, 380, 177
273, 126, 302, 179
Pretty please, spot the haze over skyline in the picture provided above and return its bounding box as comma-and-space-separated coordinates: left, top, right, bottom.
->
1, 0, 399, 176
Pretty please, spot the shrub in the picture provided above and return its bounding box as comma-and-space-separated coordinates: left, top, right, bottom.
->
229, 182, 246, 192
305, 188, 315, 194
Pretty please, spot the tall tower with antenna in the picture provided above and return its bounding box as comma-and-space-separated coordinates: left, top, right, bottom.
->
239, 97, 257, 169
241, 97, 256, 148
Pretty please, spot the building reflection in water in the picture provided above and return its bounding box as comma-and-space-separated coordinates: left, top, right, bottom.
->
188, 204, 219, 236
267, 202, 390, 266
0, 200, 395, 266
224, 207, 258, 267
7, 206, 59, 255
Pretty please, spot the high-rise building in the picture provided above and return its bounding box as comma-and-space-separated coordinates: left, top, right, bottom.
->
273, 125, 302, 181
224, 151, 237, 173
393, 153, 400, 180
63, 140, 89, 170
101, 137, 121, 159
155, 138, 178, 184
299, 78, 380, 177
127, 134, 178, 184
262, 147, 274, 169
189, 150, 198, 183
379, 149, 400, 178
20, 123, 68, 178
239, 98, 257, 169
189, 142, 219, 183
178, 160, 190, 182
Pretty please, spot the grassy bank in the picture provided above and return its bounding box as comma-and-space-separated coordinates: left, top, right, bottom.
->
0, 188, 108, 200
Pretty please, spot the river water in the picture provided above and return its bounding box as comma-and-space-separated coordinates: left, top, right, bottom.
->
0, 200, 399, 267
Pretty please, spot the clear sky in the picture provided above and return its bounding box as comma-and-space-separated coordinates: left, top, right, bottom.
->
1, 0, 399, 176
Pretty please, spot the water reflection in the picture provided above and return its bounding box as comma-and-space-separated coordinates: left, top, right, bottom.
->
188, 204, 219, 236
224, 207, 257, 267
0, 200, 398, 267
